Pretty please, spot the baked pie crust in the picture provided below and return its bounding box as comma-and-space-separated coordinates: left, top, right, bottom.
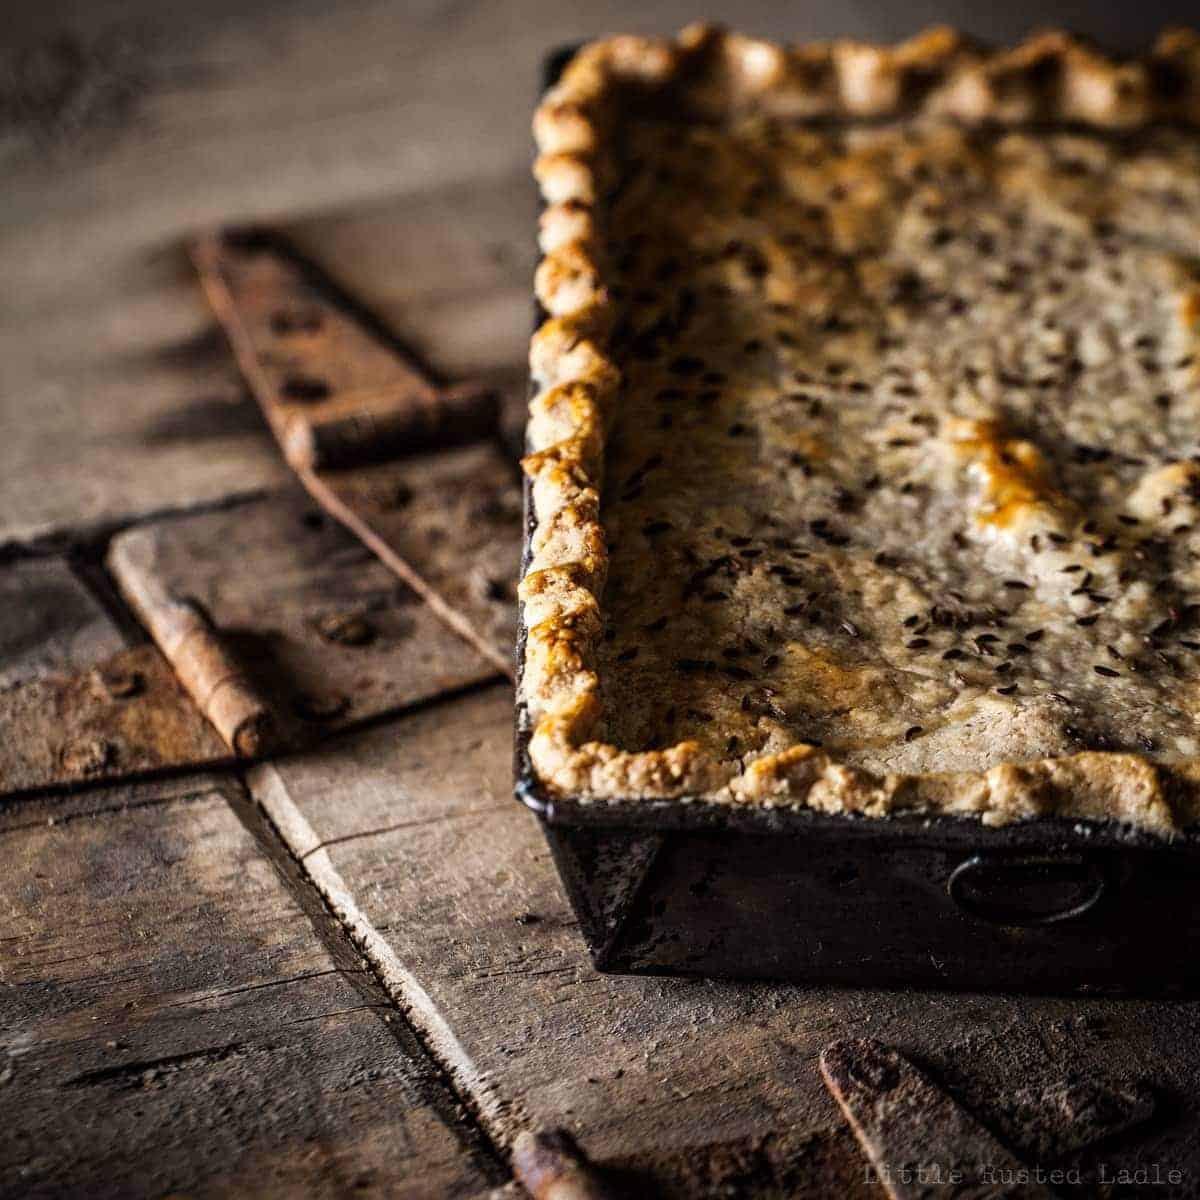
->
521, 25, 1200, 834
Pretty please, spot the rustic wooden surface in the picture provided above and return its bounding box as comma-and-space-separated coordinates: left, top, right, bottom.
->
107, 489, 499, 744
5, 1, 1200, 1195
0, 774, 504, 1198
186, 231, 526, 671
0, 556, 230, 793
820, 1040, 1058, 1200
249, 686, 1200, 1196
0, 252, 290, 548
0, 558, 125, 688
310, 445, 524, 670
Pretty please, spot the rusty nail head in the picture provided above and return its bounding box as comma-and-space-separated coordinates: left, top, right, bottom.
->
61, 738, 115, 775
483, 578, 511, 603
280, 375, 331, 402
294, 692, 349, 722
386, 483, 414, 510
95, 667, 144, 699
270, 309, 324, 336
316, 612, 375, 647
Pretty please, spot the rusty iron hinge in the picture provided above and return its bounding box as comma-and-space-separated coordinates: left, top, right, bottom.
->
821, 1038, 1154, 1199
192, 231, 519, 681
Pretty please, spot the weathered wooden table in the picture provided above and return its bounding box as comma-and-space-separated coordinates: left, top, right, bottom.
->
5, 3, 1200, 1196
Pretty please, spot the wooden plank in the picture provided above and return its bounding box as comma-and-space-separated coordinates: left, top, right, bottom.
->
309, 447, 522, 674
0, 558, 126, 688
248, 686, 874, 1195
0, 557, 228, 795
0, 492, 502, 794
0, 253, 287, 548
0, 500, 499, 796
250, 685, 1200, 1196
0, 774, 504, 1198
107, 488, 498, 749
284, 169, 537, 447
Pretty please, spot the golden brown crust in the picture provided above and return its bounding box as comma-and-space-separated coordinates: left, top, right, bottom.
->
522, 25, 1200, 834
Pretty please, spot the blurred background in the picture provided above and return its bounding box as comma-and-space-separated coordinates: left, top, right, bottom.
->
2, 0, 1198, 541
5, 0, 1197, 299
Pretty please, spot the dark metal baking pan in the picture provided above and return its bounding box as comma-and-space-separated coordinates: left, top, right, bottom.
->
514, 45, 1200, 996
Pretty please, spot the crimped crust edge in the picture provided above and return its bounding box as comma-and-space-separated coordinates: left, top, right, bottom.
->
521, 24, 1200, 835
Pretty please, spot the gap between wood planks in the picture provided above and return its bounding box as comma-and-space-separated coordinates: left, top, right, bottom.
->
0, 485, 517, 1182
0, 475, 520, 1177
0, 495, 508, 802
229, 759, 517, 1188
0, 483, 279, 564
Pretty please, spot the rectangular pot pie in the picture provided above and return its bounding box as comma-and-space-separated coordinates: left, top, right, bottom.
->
520, 26, 1200, 835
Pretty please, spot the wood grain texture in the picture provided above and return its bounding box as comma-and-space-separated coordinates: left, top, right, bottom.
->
0, 558, 125, 689
248, 688, 891, 1196
0, 557, 229, 794
107, 488, 498, 747
821, 1039, 1054, 1199
250, 684, 1200, 1196
0, 775, 502, 1199
305, 446, 523, 674
191, 233, 523, 674
0, 247, 288, 548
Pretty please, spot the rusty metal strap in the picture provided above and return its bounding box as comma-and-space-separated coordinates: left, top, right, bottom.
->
192, 231, 517, 681
192, 233, 498, 473
821, 1038, 1155, 1200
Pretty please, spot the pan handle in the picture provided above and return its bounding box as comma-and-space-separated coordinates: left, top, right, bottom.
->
947, 853, 1107, 927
